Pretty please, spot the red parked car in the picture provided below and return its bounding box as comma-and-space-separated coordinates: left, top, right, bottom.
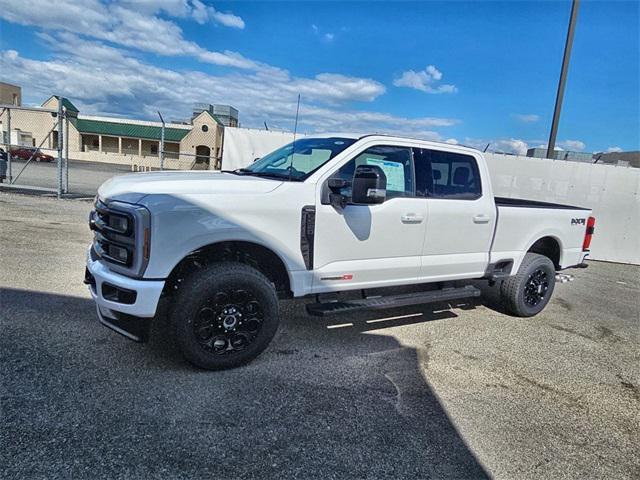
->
10, 147, 55, 162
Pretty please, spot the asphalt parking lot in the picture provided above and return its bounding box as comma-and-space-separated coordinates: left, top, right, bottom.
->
1, 192, 638, 479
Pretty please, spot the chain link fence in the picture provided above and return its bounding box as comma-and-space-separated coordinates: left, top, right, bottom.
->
0, 101, 68, 196
1, 100, 223, 196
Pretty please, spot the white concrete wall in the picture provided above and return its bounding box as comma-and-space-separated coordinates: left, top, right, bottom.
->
485, 153, 640, 265
221, 127, 306, 171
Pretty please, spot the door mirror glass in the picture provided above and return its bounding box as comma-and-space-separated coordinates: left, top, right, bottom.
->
352, 165, 387, 204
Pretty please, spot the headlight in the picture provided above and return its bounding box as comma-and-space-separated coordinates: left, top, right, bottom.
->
108, 214, 130, 234
107, 244, 131, 265
90, 198, 151, 278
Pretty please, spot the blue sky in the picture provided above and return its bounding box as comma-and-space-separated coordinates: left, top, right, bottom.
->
0, 0, 638, 154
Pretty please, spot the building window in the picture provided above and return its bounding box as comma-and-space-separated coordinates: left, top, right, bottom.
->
201, 124, 209, 132
151, 144, 158, 155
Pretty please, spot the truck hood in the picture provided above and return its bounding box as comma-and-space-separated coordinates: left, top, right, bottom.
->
98, 171, 283, 203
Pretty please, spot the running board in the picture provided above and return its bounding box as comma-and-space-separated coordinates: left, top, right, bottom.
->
306, 285, 481, 317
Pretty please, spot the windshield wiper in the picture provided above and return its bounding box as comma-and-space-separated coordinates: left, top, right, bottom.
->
248, 171, 301, 181
234, 170, 302, 181
222, 168, 302, 181
220, 169, 250, 175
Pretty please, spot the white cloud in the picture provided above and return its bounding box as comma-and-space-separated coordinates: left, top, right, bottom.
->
393, 65, 457, 94
558, 139, 586, 151
461, 138, 529, 155
0, 2, 461, 140
291, 73, 385, 103
0, 41, 457, 139
311, 24, 336, 43
512, 113, 540, 123
0, 0, 248, 69
469, 138, 588, 156
494, 139, 529, 155
118, 0, 245, 28
606, 146, 623, 153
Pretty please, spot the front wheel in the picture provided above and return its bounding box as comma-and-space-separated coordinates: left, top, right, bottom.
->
500, 253, 556, 317
171, 262, 280, 370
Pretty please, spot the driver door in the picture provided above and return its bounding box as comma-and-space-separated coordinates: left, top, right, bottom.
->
311, 145, 427, 293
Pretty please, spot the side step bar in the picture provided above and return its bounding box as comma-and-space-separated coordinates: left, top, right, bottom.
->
306, 285, 481, 317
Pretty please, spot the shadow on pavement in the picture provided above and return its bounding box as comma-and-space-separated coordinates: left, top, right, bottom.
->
1, 287, 489, 479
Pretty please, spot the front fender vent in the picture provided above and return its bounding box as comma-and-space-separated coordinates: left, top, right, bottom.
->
300, 206, 315, 270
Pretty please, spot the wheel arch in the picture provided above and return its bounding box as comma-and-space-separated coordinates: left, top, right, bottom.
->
163, 240, 293, 298
527, 235, 562, 269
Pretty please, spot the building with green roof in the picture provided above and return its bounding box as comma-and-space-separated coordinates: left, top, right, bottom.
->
1, 93, 230, 170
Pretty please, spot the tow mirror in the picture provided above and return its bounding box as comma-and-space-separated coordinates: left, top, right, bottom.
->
352, 165, 386, 204
328, 178, 349, 209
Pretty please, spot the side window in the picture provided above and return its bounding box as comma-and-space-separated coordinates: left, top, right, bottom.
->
335, 145, 414, 199
414, 148, 481, 199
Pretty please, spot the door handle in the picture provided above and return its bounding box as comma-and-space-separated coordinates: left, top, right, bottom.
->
401, 213, 424, 224
473, 214, 491, 224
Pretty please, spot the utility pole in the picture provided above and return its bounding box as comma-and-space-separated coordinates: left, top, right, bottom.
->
547, 0, 580, 159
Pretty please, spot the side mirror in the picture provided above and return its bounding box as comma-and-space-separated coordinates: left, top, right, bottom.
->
328, 178, 349, 209
352, 165, 386, 204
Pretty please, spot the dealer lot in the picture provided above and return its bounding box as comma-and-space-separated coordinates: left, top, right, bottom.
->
1, 192, 638, 479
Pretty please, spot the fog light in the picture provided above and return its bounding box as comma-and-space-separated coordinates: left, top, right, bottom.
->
102, 283, 137, 304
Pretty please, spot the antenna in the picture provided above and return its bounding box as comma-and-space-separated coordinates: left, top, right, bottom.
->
289, 94, 301, 180
483, 143, 490, 152
264, 121, 269, 131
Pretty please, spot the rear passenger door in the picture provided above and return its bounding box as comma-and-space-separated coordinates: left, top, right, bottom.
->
413, 147, 496, 281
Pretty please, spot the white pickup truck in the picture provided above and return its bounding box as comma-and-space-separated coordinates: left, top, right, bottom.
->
86, 134, 595, 370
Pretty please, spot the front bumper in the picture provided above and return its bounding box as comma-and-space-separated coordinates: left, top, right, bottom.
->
86, 248, 165, 341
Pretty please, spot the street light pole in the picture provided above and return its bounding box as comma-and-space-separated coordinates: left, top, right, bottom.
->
547, 0, 581, 159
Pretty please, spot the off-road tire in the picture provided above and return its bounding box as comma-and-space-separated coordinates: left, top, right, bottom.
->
171, 262, 279, 370
500, 253, 556, 317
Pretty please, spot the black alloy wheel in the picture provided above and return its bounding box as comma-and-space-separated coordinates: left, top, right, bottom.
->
523, 268, 549, 307
193, 288, 264, 355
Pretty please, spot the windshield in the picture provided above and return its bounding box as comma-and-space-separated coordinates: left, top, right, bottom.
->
241, 137, 357, 181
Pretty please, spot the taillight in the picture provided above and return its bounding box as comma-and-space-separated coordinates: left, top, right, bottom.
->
582, 216, 595, 251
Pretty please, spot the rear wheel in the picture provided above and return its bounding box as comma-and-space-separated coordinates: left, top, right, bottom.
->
500, 253, 556, 317
171, 262, 280, 370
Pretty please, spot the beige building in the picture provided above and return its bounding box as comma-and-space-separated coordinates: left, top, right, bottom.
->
0, 82, 21, 106
0, 95, 225, 170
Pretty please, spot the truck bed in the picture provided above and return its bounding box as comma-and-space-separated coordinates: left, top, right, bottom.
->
494, 196, 590, 211
491, 197, 592, 272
